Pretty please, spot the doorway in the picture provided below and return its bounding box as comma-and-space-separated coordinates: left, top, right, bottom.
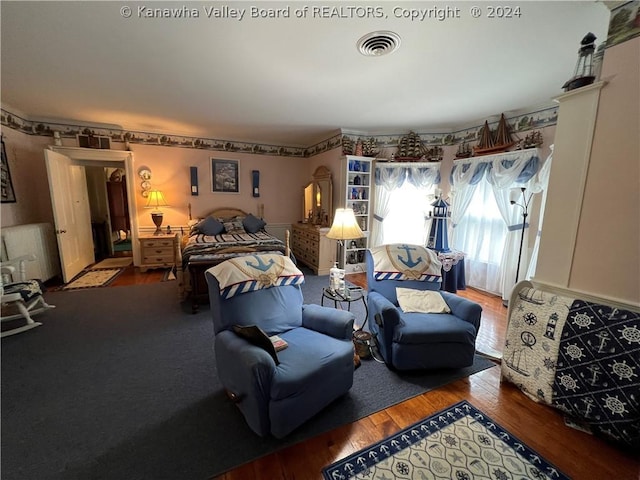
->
85, 166, 132, 262
45, 147, 138, 283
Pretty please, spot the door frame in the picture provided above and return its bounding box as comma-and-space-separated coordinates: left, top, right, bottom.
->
47, 146, 140, 266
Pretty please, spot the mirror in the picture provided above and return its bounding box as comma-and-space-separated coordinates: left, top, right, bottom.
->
303, 166, 332, 227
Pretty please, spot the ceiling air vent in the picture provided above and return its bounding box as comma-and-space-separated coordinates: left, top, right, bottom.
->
357, 31, 401, 57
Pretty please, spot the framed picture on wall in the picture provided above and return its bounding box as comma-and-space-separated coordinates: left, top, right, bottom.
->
1, 139, 16, 203
211, 158, 239, 194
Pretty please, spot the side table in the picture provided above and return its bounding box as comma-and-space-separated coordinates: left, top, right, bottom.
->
139, 233, 178, 273
437, 250, 466, 293
321, 287, 368, 331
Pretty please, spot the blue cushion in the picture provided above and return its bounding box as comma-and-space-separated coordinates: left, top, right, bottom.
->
209, 276, 304, 335
393, 312, 477, 345
196, 216, 224, 236
270, 327, 353, 400
243, 213, 266, 233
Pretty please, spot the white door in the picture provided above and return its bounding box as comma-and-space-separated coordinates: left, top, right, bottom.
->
45, 149, 95, 283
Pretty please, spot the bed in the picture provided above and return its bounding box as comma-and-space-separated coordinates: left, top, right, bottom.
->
177, 208, 290, 312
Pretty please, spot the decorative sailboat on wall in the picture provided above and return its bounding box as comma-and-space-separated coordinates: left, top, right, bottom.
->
455, 141, 472, 159
473, 114, 516, 156
396, 131, 427, 161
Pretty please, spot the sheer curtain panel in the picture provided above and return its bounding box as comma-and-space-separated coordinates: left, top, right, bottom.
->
450, 149, 542, 299
371, 163, 440, 247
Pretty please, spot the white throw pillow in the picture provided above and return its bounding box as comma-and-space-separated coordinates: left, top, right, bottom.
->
396, 288, 451, 314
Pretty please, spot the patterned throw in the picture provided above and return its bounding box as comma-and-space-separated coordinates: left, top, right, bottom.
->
370, 244, 442, 282
323, 400, 569, 480
209, 254, 304, 299
502, 286, 640, 448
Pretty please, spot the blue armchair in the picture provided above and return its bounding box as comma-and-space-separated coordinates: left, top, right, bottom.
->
366, 246, 481, 370
205, 254, 355, 438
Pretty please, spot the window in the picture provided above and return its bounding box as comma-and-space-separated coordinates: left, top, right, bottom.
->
382, 183, 435, 246
452, 180, 507, 294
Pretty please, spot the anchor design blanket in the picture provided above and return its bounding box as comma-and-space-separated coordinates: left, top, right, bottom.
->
369, 244, 442, 282
208, 254, 304, 300
502, 285, 640, 449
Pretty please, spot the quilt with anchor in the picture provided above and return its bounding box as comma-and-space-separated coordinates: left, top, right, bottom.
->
370, 244, 442, 282
322, 400, 569, 480
209, 254, 304, 299
502, 284, 640, 449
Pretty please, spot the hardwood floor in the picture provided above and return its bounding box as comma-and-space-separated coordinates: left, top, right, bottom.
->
78, 265, 639, 479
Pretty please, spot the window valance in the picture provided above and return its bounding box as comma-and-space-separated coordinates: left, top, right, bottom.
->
375, 162, 441, 190
450, 148, 540, 189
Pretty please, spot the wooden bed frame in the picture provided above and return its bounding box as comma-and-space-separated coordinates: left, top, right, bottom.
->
176, 207, 290, 312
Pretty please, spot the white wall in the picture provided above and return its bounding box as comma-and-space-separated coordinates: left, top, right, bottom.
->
535, 37, 640, 306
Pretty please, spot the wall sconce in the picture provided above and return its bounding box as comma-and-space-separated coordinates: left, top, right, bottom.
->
190, 166, 199, 196
145, 190, 169, 235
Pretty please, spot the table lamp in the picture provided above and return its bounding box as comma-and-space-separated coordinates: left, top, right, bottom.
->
145, 190, 169, 235
326, 208, 364, 297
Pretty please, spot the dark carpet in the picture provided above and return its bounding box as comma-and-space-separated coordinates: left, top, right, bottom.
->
0, 269, 496, 480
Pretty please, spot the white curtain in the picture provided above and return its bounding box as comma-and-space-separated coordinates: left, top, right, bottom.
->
494, 187, 531, 301
370, 166, 405, 247
406, 166, 441, 244
450, 149, 541, 298
455, 181, 506, 293
526, 145, 554, 279
371, 163, 440, 247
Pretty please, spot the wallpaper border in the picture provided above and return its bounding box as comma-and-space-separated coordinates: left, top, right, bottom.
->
1, 105, 557, 159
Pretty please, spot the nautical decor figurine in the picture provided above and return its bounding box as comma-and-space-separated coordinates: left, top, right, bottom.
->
562, 32, 597, 92
427, 195, 451, 252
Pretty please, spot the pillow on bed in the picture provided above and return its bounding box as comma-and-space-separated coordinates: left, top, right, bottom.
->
195, 216, 225, 236
222, 217, 246, 234
243, 213, 266, 233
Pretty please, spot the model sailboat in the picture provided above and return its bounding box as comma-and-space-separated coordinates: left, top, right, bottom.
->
396, 131, 427, 161
473, 114, 516, 156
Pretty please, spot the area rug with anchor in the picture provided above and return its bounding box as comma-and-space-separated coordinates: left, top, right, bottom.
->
322, 400, 569, 480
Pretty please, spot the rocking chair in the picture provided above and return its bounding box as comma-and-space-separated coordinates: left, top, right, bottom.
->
1, 254, 54, 338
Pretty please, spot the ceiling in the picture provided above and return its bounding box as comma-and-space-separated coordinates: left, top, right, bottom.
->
1, 1, 611, 147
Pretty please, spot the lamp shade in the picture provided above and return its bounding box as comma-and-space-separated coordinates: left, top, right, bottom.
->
145, 190, 168, 211
326, 208, 364, 240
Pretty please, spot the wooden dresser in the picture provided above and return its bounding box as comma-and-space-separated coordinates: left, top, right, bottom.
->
291, 223, 335, 275
139, 233, 177, 272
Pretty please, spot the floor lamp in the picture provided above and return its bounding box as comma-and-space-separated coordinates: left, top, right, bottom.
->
326, 208, 364, 298
510, 187, 534, 285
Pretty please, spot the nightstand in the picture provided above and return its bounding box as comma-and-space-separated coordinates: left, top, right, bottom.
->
139, 233, 177, 272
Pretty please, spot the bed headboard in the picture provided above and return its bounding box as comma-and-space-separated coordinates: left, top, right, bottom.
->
207, 208, 250, 220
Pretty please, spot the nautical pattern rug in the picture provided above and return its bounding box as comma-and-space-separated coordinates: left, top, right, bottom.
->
62, 268, 123, 290
322, 400, 569, 480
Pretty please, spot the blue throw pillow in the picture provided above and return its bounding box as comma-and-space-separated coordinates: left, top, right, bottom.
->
243, 213, 266, 233
197, 216, 225, 236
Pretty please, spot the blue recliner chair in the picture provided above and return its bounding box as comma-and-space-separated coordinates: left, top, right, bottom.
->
205, 254, 355, 438
366, 245, 481, 371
